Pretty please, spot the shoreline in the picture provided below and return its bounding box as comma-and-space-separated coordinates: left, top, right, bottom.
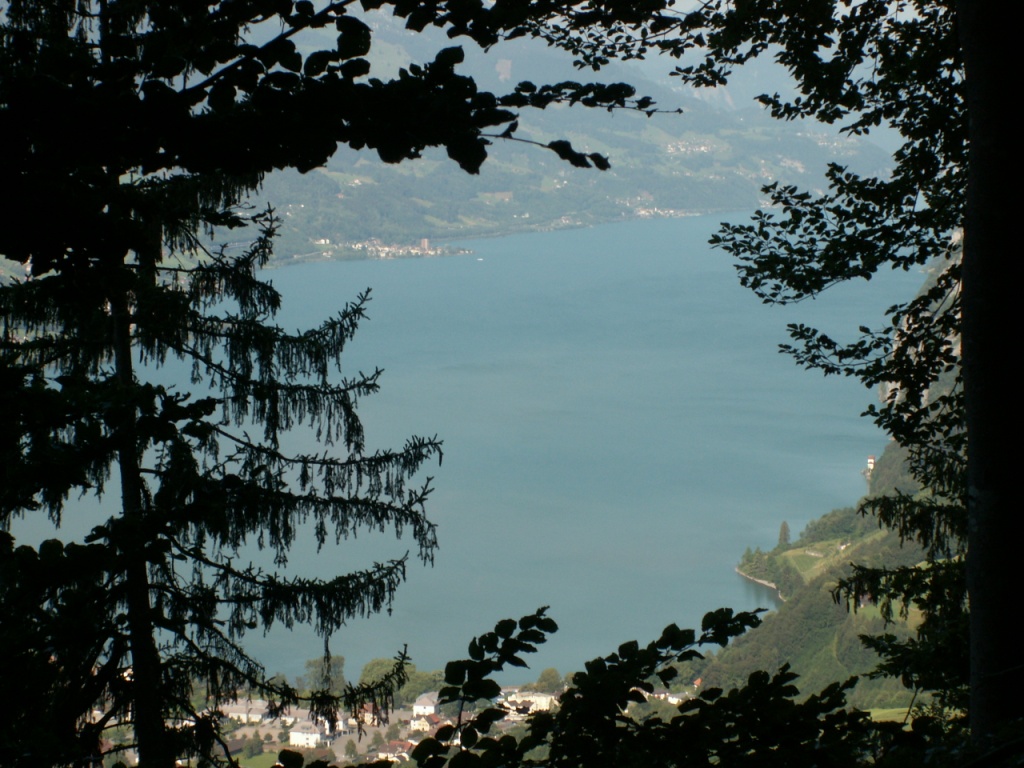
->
735, 566, 786, 603
427, 206, 743, 247
267, 206, 753, 269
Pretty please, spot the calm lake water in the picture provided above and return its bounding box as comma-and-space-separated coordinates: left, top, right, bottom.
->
11, 213, 920, 684
239, 214, 919, 683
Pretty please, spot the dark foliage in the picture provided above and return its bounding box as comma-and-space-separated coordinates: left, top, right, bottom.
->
409, 609, 918, 768
497, 0, 973, 736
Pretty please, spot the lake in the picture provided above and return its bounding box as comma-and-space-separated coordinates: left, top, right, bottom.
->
8, 213, 920, 685
235, 213, 920, 683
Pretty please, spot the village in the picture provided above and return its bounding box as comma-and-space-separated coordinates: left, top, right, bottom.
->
209, 683, 695, 766
213, 687, 561, 765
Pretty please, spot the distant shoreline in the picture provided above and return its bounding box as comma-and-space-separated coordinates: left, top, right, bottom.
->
735, 567, 786, 603
428, 206, 740, 247
268, 206, 752, 268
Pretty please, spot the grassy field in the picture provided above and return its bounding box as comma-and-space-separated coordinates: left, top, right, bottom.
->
869, 707, 913, 722
781, 529, 891, 585
237, 751, 288, 768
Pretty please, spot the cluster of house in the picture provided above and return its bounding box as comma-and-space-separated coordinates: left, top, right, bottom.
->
219, 699, 357, 749
377, 690, 566, 762
221, 685, 692, 761
219, 687, 562, 758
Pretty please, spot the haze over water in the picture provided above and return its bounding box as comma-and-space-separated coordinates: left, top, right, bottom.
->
239, 213, 921, 682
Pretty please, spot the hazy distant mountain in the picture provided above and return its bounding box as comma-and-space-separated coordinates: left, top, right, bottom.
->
245, 15, 892, 262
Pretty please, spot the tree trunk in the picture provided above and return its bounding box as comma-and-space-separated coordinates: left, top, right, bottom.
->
957, 0, 1022, 739
112, 292, 173, 768
109, 222, 175, 767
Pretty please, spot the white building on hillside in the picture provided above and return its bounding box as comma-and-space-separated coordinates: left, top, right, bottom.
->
413, 692, 440, 716
504, 690, 558, 720
289, 720, 324, 748
222, 699, 269, 723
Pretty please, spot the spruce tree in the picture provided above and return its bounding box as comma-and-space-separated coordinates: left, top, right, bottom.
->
776, 521, 790, 550
0, 167, 442, 767
3, 3, 422, 765
0, 1, 650, 764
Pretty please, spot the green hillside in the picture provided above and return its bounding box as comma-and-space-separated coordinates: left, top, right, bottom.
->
677, 442, 927, 713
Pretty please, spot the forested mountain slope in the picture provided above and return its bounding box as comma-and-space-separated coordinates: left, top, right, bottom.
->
687, 445, 925, 712
242, 24, 890, 262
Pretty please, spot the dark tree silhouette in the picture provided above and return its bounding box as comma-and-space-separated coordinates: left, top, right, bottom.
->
0, 1, 635, 764
483, 0, 1011, 741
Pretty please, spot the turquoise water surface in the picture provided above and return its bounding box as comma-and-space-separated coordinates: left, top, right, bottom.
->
8, 213, 920, 683
237, 214, 920, 682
